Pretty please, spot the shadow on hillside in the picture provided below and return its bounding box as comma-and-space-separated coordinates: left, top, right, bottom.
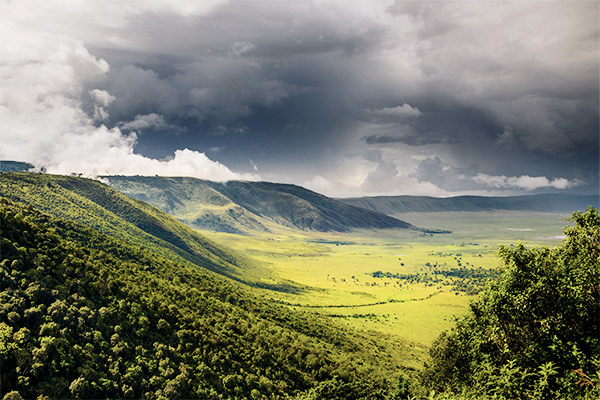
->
245, 279, 306, 294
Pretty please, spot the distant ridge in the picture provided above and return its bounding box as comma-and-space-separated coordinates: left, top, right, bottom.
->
105, 176, 417, 233
339, 194, 599, 215
0, 160, 34, 172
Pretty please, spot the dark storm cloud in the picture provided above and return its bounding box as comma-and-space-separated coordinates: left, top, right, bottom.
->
91, 4, 394, 171
3, 0, 597, 196
410, 2, 599, 156
96, 1, 598, 153
408, 156, 585, 193
363, 134, 446, 146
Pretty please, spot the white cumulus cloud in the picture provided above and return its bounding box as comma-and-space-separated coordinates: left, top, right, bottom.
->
89, 89, 116, 107
472, 174, 579, 191
370, 103, 423, 118
0, 9, 257, 182
89, 89, 116, 122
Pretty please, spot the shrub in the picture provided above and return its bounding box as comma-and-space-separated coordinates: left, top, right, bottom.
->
420, 207, 600, 399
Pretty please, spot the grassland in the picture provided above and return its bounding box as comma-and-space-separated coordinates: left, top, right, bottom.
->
201, 211, 570, 368
106, 175, 415, 233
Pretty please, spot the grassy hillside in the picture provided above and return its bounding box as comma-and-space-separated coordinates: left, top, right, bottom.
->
340, 194, 598, 216
215, 181, 415, 232
0, 172, 253, 280
2, 171, 593, 399
104, 176, 273, 234
105, 176, 416, 233
0, 198, 400, 399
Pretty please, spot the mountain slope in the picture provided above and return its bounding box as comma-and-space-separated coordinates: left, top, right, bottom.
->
339, 194, 598, 216
103, 175, 273, 234
105, 176, 416, 233
0, 198, 398, 399
214, 181, 415, 231
0, 172, 245, 278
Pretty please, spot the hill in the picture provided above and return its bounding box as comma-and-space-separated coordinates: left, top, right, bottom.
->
0, 172, 250, 280
339, 194, 598, 216
0, 197, 398, 399
105, 176, 416, 233
101, 176, 273, 234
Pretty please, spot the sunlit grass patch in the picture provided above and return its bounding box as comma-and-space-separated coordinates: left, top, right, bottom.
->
200, 211, 568, 368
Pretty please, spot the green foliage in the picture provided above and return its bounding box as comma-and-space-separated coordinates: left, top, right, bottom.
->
0, 172, 253, 279
295, 376, 386, 400
371, 267, 498, 295
0, 198, 395, 399
419, 207, 600, 399
2, 391, 23, 400
386, 374, 411, 400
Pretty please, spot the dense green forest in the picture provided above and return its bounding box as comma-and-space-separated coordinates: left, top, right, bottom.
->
0, 198, 398, 399
417, 207, 600, 399
0, 173, 245, 279
0, 172, 598, 399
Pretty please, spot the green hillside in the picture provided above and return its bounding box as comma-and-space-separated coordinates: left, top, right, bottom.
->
103, 176, 273, 234
214, 181, 414, 232
105, 176, 416, 233
0, 198, 399, 399
1, 171, 597, 399
0, 172, 249, 280
339, 194, 598, 216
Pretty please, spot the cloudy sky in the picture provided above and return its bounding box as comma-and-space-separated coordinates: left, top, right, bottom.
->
1, 0, 598, 197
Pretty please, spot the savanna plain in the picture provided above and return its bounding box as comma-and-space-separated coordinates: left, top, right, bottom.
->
202, 211, 568, 371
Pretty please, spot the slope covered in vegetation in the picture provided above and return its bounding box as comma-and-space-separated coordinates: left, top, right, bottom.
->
417, 207, 600, 399
0, 198, 400, 399
0, 172, 249, 279
105, 175, 416, 233
3, 171, 597, 399
103, 175, 273, 234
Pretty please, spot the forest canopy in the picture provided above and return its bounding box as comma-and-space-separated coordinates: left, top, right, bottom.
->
0, 198, 395, 399
418, 207, 600, 399
0, 173, 598, 399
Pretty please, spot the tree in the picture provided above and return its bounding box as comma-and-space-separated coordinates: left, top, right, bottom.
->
420, 207, 600, 399
2, 391, 23, 400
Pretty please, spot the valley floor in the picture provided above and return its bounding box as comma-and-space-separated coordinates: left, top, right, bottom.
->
200, 211, 569, 369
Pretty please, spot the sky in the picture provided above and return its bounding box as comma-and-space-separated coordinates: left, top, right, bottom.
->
1, 0, 598, 198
